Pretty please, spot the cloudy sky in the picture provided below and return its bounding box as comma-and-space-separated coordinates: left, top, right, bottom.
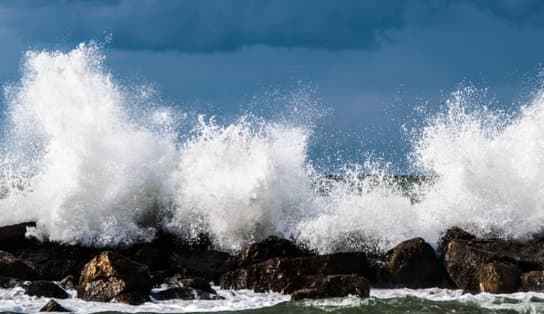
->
0, 0, 543, 170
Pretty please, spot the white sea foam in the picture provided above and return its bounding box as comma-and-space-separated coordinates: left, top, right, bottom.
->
1, 43, 544, 253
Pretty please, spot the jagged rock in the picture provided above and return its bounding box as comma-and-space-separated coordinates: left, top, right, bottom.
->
112, 291, 150, 305
477, 261, 521, 293
0, 222, 36, 252
380, 237, 443, 288
25, 281, 69, 299
17, 244, 100, 280
220, 252, 370, 293
232, 236, 312, 268
151, 287, 223, 300
521, 271, 544, 291
169, 250, 231, 280
59, 275, 76, 291
290, 274, 370, 300
0, 250, 37, 280
39, 299, 70, 312
78, 251, 152, 302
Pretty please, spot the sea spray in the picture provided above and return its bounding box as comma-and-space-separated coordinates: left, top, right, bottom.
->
1, 43, 544, 253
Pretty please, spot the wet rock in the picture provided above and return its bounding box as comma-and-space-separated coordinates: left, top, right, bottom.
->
112, 291, 150, 305
521, 271, 544, 291
163, 274, 216, 294
380, 237, 443, 288
443, 238, 542, 291
438, 227, 476, 257
59, 275, 76, 291
39, 299, 70, 312
290, 274, 370, 300
169, 250, 231, 281
17, 244, 99, 281
220, 252, 370, 293
0, 222, 36, 252
0, 250, 37, 280
78, 251, 152, 302
25, 281, 69, 299
151, 287, 223, 300
477, 261, 521, 293
232, 236, 313, 268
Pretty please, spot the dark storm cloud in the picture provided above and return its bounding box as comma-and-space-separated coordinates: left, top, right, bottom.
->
0, 0, 542, 53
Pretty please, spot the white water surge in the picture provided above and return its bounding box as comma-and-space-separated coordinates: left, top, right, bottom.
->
1, 43, 544, 253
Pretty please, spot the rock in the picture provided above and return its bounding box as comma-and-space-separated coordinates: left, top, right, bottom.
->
521, 271, 544, 291
163, 274, 215, 294
443, 238, 541, 291
0, 276, 22, 289
39, 299, 70, 312
131, 246, 162, 271
220, 252, 370, 293
232, 236, 312, 268
0, 250, 37, 280
477, 261, 521, 293
78, 251, 152, 302
112, 291, 150, 305
438, 227, 476, 257
0, 222, 36, 252
169, 250, 231, 280
151, 287, 223, 300
290, 274, 370, 300
380, 237, 443, 288
17, 244, 99, 281
25, 281, 69, 299
59, 275, 76, 291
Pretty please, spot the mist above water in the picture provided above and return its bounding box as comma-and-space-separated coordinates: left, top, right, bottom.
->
0, 43, 543, 253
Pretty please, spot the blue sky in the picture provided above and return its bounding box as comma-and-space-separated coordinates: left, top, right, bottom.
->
0, 0, 543, 170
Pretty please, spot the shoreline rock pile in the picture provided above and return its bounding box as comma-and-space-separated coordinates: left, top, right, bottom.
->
1, 222, 544, 310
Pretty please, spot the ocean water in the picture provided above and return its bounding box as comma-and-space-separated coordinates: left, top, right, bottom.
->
2, 43, 544, 312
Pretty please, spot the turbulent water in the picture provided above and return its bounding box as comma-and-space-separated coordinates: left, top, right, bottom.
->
2, 43, 544, 312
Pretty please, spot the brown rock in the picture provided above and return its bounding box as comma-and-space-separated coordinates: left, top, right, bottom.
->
0, 250, 37, 280
380, 237, 443, 288
438, 227, 476, 257
25, 281, 69, 299
78, 251, 152, 302
477, 262, 521, 293
220, 252, 370, 293
232, 236, 312, 268
112, 291, 150, 305
39, 299, 70, 312
521, 271, 544, 291
290, 274, 370, 300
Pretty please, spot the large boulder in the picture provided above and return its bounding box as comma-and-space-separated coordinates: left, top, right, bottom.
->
379, 237, 443, 288
25, 281, 69, 299
0, 222, 36, 252
78, 251, 152, 303
231, 236, 313, 268
0, 250, 37, 280
477, 261, 521, 293
290, 274, 369, 300
169, 250, 231, 280
39, 299, 70, 312
438, 227, 476, 257
17, 244, 99, 280
220, 252, 370, 293
443, 236, 544, 292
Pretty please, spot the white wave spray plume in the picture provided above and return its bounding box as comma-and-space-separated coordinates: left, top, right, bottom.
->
2, 43, 544, 253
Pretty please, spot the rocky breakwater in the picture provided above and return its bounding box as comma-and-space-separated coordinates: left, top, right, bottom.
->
3, 222, 544, 309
